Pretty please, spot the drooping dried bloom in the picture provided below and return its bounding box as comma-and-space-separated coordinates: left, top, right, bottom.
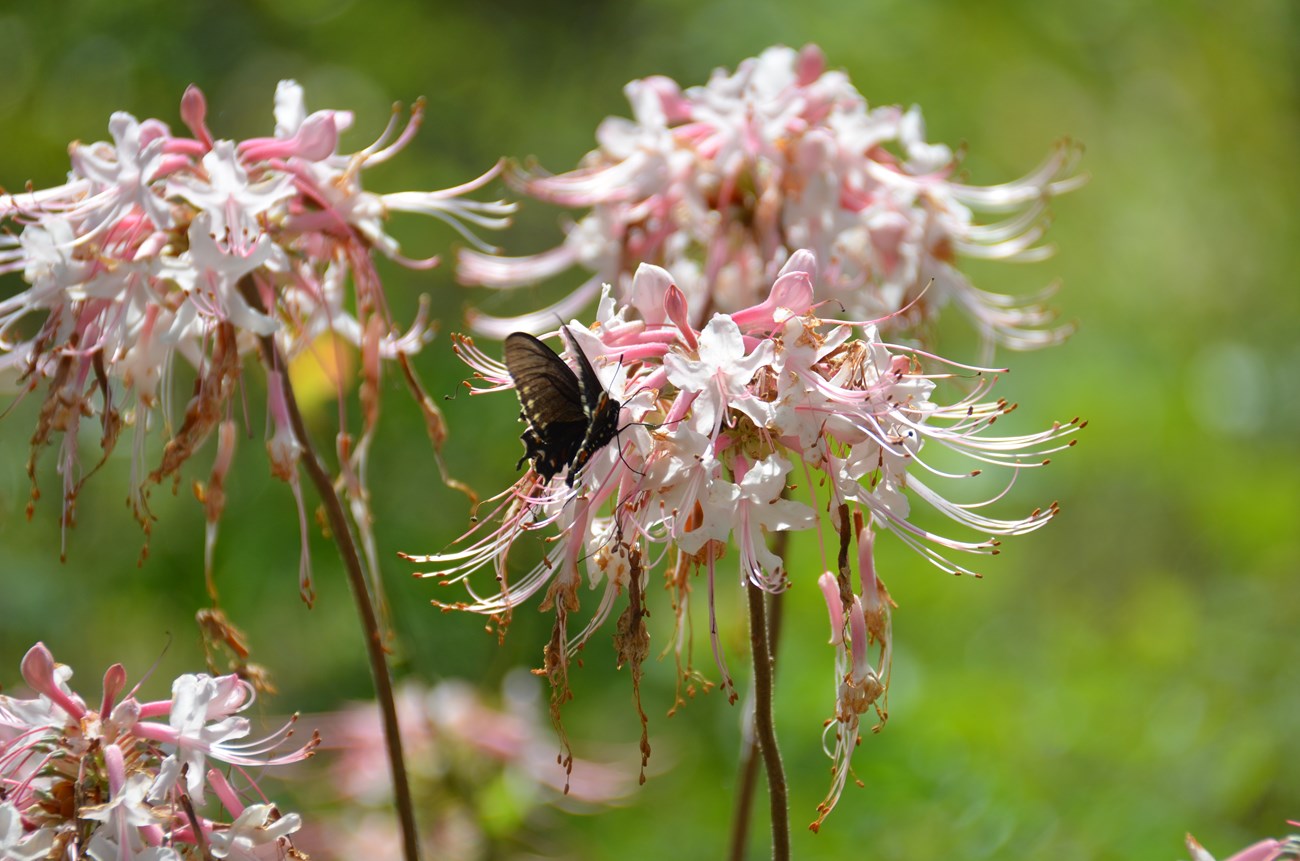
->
460, 44, 1082, 352
407, 252, 1082, 821
0, 642, 317, 859
0, 80, 512, 597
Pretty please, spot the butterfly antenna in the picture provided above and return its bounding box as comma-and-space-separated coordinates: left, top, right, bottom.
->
606, 350, 650, 480
612, 432, 647, 480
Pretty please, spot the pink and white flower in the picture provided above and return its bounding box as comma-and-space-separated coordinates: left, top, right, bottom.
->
1186, 829, 1300, 861
0, 79, 512, 595
460, 44, 1083, 353
0, 643, 316, 860
408, 253, 1081, 822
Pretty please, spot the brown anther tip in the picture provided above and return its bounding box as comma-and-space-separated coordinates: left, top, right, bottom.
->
970, 469, 982, 476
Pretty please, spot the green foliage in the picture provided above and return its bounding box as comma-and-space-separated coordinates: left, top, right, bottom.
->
1, 2, 1296, 858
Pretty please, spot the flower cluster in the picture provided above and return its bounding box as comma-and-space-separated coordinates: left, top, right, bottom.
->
408, 252, 1081, 823
0, 79, 511, 598
0, 642, 317, 860
460, 44, 1082, 352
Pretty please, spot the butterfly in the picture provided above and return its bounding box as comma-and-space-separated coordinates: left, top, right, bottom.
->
503, 327, 621, 487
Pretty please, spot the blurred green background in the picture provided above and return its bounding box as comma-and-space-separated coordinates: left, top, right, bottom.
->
1, 2, 1296, 859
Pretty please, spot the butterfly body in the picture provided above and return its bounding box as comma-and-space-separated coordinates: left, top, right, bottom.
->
504, 328, 621, 486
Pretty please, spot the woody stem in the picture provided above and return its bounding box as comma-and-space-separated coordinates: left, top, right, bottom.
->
745, 575, 790, 861
239, 277, 421, 861
730, 525, 790, 861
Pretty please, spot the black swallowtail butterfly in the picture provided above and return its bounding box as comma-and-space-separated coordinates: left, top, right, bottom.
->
503, 327, 621, 487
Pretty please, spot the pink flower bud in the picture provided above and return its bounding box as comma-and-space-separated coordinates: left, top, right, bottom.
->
664, 283, 698, 351
180, 84, 213, 149
101, 662, 127, 717
819, 572, 844, 645
21, 642, 85, 720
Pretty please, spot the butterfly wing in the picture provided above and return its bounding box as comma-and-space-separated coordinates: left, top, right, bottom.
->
561, 327, 607, 419
560, 327, 623, 486
504, 333, 584, 425
504, 333, 587, 481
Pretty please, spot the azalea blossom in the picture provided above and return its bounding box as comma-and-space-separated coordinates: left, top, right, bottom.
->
407, 253, 1082, 822
0, 642, 316, 860
1186, 829, 1300, 861
460, 44, 1083, 354
0, 79, 512, 599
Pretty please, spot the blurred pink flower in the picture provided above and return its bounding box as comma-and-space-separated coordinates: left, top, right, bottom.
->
295, 675, 636, 861
460, 44, 1082, 353
313, 675, 635, 806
